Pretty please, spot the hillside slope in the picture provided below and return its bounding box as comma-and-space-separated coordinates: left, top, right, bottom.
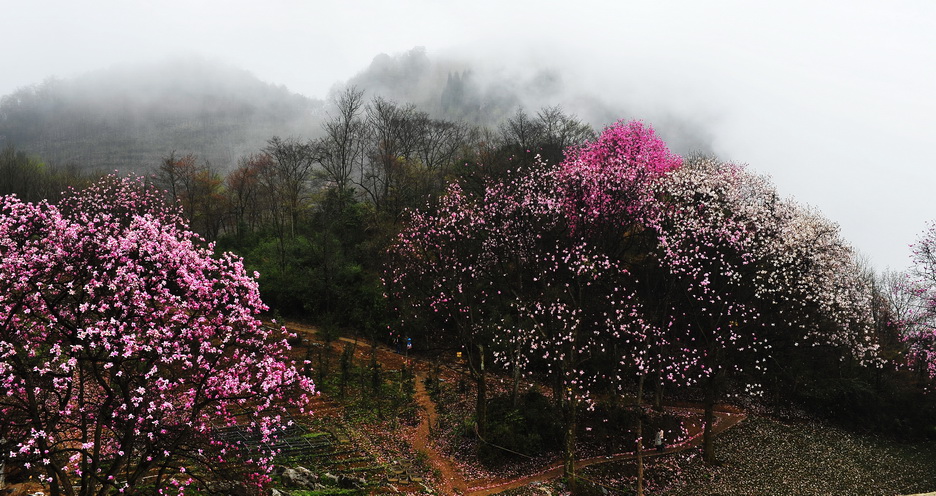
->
0, 57, 322, 173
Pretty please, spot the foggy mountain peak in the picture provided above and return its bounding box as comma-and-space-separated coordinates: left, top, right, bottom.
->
0, 56, 322, 173
339, 47, 714, 156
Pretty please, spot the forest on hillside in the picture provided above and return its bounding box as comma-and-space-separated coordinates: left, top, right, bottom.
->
0, 57, 321, 173
1, 57, 935, 495
3, 80, 935, 431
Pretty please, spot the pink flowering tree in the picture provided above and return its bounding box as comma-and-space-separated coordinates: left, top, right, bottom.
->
556, 120, 680, 247
388, 122, 682, 487
385, 182, 502, 435
543, 121, 680, 484
493, 235, 655, 486
0, 176, 314, 496
905, 222, 936, 378
554, 120, 688, 397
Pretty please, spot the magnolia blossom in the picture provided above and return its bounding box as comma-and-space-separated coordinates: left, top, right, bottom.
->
0, 176, 314, 496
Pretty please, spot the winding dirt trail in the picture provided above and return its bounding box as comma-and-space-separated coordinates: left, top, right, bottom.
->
286, 323, 746, 495
413, 370, 469, 494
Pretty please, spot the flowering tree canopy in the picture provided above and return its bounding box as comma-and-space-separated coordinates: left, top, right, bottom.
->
645, 156, 877, 460
557, 120, 680, 242
906, 222, 936, 378
388, 122, 680, 482
387, 120, 878, 472
0, 176, 314, 496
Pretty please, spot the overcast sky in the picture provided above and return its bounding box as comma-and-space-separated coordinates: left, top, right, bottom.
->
2, 0, 934, 272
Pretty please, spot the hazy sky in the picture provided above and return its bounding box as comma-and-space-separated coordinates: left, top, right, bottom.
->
3, 0, 934, 272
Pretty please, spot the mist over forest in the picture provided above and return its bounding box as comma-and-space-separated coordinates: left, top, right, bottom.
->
0, 57, 321, 173
0, 48, 712, 174
2, 32, 936, 496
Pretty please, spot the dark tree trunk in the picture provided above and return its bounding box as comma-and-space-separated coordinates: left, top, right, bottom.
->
702, 373, 721, 464
636, 373, 646, 496
469, 343, 488, 437
653, 370, 664, 412
563, 393, 577, 493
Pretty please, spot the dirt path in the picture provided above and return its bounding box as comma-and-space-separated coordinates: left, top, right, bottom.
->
287, 324, 470, 491
286, 323, 747, 495
413, 370, 469, 494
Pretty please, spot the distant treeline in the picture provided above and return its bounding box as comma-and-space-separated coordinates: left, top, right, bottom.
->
0, 145, 99, 202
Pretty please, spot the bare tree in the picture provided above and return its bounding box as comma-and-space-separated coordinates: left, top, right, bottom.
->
357, 97, 423, 214
537, 105, 595, 154
226, 153, 270, 235
415, 118, 471, 173
318, 86, 366, 195
155, 151, 198, 206
499, 107, 544, 152
264, 136, 319, 237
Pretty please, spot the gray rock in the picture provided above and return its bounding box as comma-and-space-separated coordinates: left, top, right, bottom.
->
280, 466, 319, 489
321, 472, 339, 486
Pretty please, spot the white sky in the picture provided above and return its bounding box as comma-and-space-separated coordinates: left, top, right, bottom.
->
2, 0, 934, 272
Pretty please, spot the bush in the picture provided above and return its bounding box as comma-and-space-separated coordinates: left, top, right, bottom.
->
478, 390, 562, 465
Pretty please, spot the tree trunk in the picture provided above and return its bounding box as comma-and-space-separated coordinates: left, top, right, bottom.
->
653, 370, 664, 412
563, 392, 577, 493
511, 344, 521, 408
702, 373, 720, 464
636, 373, 646, 496
472, 343, 488, 437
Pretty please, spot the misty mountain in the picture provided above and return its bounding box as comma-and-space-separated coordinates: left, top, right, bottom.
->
0, 49, 713, 175
340, 47, 714, 156
0, 57, 322, 173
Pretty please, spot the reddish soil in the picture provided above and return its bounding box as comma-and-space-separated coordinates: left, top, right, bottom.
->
413, 370, 469, 494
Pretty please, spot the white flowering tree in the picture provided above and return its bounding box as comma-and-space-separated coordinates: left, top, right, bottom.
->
649, 157, 877, 462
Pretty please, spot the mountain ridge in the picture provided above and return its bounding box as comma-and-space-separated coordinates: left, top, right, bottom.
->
0, 56, 322, 173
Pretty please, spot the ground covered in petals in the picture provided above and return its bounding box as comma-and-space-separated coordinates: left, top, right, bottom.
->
569, 415, 936, 495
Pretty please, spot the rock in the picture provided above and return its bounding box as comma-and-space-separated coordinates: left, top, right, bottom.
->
206, 481, 249, 496
281, 466, 318, 489
338, 474, 365, 489
321, 472, 339, 486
